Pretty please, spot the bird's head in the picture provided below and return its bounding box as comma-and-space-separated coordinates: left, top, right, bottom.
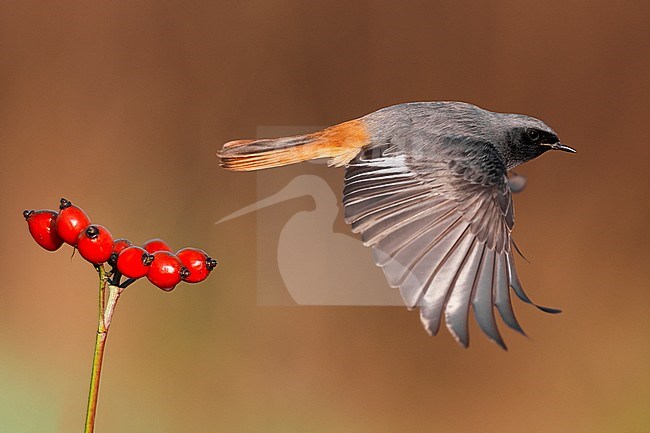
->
495, 114, 576, 169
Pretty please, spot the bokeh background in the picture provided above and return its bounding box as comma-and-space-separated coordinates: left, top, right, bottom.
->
1, 1, 648, 432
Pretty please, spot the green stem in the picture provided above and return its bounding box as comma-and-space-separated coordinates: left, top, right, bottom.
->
84, 323, 106, 433
84, 266, 121, 433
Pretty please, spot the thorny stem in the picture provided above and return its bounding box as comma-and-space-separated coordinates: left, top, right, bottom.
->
84, 265, 123, 433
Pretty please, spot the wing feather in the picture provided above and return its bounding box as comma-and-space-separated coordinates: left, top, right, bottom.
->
494, 252, 525, 334
418, 225, 475, 336
471, 248, 507, 349
386, 215, 469, 303
444, 239, 486, 347
342, 141, 559, 348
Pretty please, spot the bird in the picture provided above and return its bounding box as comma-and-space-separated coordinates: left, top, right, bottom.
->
217, 101, 576, 349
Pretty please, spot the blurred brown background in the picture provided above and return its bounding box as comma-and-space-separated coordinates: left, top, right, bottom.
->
1, 1, 648, 432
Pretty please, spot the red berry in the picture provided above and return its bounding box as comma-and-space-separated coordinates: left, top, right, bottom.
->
56, 198, 91, 246
146, 251, 188, 291
116, 246, 153, 279
143, 238, 172, 254
176, 247, 218, 283
23, 210, 64, 251
108, 238, 132, 266
77, 225, 114, 265
112, 238, 132, 254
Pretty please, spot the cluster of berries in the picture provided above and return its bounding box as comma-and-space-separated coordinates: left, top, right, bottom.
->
23, 198, 217, 291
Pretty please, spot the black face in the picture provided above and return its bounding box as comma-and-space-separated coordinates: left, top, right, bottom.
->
521, 127, 559, 147
503, 127, 561, 168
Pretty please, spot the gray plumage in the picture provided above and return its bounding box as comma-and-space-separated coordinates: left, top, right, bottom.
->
345, 102, 574, 349
219, 101, 576, 349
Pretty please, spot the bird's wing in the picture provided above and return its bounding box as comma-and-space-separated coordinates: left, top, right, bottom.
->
343, 138, 559, 349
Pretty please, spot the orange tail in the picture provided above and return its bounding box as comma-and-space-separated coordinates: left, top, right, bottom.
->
218, 119, 370, 171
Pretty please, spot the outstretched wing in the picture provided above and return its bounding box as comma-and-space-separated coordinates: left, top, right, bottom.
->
343, 139, 559, 349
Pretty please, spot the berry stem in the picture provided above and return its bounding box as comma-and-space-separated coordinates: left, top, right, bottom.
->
119, 277, 137, 289
84, 265, 122, 433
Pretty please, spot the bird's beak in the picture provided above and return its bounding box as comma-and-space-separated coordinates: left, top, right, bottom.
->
543, 142, 576, 153
552, 142, 576, 153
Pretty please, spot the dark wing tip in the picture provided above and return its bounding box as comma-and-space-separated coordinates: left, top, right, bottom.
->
492, 337, 508, 351
537, 305, 562, 314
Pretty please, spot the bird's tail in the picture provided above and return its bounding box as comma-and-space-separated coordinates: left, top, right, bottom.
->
218, 119, 370, 171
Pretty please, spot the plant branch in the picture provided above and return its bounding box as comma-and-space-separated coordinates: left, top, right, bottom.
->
84, 265, 121, 433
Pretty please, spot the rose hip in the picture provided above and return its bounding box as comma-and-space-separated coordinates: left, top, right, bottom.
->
56, 198, 91, 246
23, 210, 64, 251
108, 238, 133, 266
77, 225, 114, 265
176, 247, 218, 283
116, 246, 153, 279
146, 251, 188, 291
143, 238, 172, 254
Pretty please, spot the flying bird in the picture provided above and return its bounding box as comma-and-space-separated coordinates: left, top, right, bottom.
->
218, 101, 576, 349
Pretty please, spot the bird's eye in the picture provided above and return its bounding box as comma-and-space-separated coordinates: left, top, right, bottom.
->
526, 129, 540, 141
